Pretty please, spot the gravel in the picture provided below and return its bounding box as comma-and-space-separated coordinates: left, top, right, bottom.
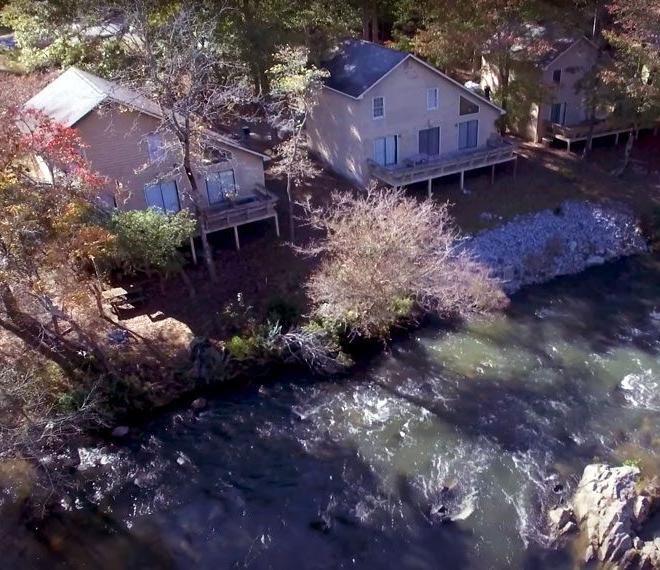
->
460, 201, 649, 294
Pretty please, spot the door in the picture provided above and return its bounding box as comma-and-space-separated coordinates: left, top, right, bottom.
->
206, 169, 237, 204
373, 135, 398, 166
419, 127, 440, 156
550, 102, 566, 124
144, 180, 180, 214
458, 120, 478, 150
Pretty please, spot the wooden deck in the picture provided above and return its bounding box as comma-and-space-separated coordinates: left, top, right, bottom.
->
544, 119, 660, 151
203, 185, 279, 249
368, 137, 518, 191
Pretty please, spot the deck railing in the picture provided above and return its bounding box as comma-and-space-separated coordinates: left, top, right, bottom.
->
544, 118, 659, 141
203, 185, 278, 233
368, 137, 517, 186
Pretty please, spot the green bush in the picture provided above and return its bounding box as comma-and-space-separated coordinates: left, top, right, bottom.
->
265, 296, 301, 330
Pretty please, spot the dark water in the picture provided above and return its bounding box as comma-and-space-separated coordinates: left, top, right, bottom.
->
2, 256, 660, 569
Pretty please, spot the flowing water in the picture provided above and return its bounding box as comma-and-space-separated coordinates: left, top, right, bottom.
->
2, 255, 660, 569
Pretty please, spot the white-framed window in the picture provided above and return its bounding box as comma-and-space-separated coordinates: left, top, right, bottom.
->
372, 96, 385, 119
206, 169, 237, 204
427, 87, 439, 110
146, 132, 165, 162
459, 96, 479, 116
373, 135, 397, 166
144, 180, 180, 214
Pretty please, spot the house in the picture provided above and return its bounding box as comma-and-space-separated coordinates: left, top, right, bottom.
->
24, 67, 278, 250
306, 39, 517, 194
480, 30, 639, 151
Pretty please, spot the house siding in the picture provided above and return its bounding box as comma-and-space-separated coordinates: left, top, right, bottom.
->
309, 57, 502, 187
75, 106, 266, 211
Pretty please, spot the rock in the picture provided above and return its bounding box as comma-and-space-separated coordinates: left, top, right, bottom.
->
633, 495, 650, 526
548, 506, 573, 529
559, 521, 577, 536
111, 426, 129, 438
561, 463, 660, 568
586, 255, 605, 266
191, 397, 207, 411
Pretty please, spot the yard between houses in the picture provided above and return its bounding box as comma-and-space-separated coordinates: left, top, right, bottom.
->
112, 132, 660, 361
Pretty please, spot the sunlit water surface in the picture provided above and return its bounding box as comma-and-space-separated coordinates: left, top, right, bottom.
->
2, 255, 660, 569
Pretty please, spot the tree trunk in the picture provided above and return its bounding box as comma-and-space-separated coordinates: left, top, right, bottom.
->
180, 268, 196, 299
182, 140, 217, 283
620, 128, 635, 175
0, 283, 82, 378
286, 174, 295, 243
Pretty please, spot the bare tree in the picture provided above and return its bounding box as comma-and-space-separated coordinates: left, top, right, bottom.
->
297, 187, 508, 338
267, 45, 327, 242
114, 1, 253, 282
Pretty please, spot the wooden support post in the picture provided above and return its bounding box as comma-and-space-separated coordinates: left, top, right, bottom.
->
513, 157, 518, 180
615, 132, 619, 145
491, 164, 496, 185
274, 214, 280, 237
460, 170, 465, 190
567, 140, 571, 153
189, 237, 198, 265
427, 178, 432, 199
233, 226, 240, 250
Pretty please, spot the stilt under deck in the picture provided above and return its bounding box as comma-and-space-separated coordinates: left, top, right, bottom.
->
190, 185, 279, 258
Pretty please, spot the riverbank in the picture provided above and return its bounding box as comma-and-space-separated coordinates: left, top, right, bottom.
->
2, 253, 659, 569
461, 200, 649, 294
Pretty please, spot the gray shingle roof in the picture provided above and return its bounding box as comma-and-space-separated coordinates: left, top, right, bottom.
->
323, 39, 408, 98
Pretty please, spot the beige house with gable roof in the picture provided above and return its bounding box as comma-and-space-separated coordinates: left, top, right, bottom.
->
25, 67, 278, 249
307, 39, 517, 194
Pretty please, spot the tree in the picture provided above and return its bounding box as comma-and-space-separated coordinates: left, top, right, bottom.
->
0, 0, 132, 74
267, 45, 328, 242
299, 187, 508, 339
601, 0, 660, 173
0, 105, 114, 376
109, 209, 197, 297
114, 1, 253, 283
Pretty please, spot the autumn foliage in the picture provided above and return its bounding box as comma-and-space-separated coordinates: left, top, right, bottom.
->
300, 188, 508, 338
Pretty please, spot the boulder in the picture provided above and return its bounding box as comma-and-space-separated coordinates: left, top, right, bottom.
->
191, 397, 207, 410
560, 463, 660, 568
111, 425, 129, 438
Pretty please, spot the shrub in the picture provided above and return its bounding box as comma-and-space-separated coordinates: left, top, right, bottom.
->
106, 209, 196, 286
265, 296, 302, 330
298, 188, 508, 338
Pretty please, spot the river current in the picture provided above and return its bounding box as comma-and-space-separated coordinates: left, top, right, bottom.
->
2, 255, 660, 569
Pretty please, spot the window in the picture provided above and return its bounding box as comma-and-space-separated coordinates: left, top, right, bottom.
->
459, 96, 479, 116
144, 180, 180, 213
206, 169, 237, 204
552, 69, 562, 84
427, 87, 439, 110
458, 120, 478, 150
373, 135, 397, 166
372, 96, 384, 119
550, 102, 566, 124
146, 133, 165, 162
419, 127, 440, 156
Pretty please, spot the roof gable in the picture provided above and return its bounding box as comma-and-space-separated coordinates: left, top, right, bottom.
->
24, 67, 270, 161
323, 39, 408, 98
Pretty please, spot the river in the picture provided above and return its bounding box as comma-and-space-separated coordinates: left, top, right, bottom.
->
2, 255, 659, 569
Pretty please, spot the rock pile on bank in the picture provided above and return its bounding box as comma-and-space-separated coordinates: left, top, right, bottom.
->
547, 463, 660, 569
461, 201, 648, 293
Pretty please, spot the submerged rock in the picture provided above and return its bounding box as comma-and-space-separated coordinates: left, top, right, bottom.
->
111, 426, 129, 438
551, 463, 660, 568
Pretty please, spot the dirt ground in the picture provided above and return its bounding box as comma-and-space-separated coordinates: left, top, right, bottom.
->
99, 130, 660, 356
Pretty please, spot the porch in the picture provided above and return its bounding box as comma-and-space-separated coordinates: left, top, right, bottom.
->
201, 184, 279, 251
368, 137, 518, 196
544, 119, 660, 152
